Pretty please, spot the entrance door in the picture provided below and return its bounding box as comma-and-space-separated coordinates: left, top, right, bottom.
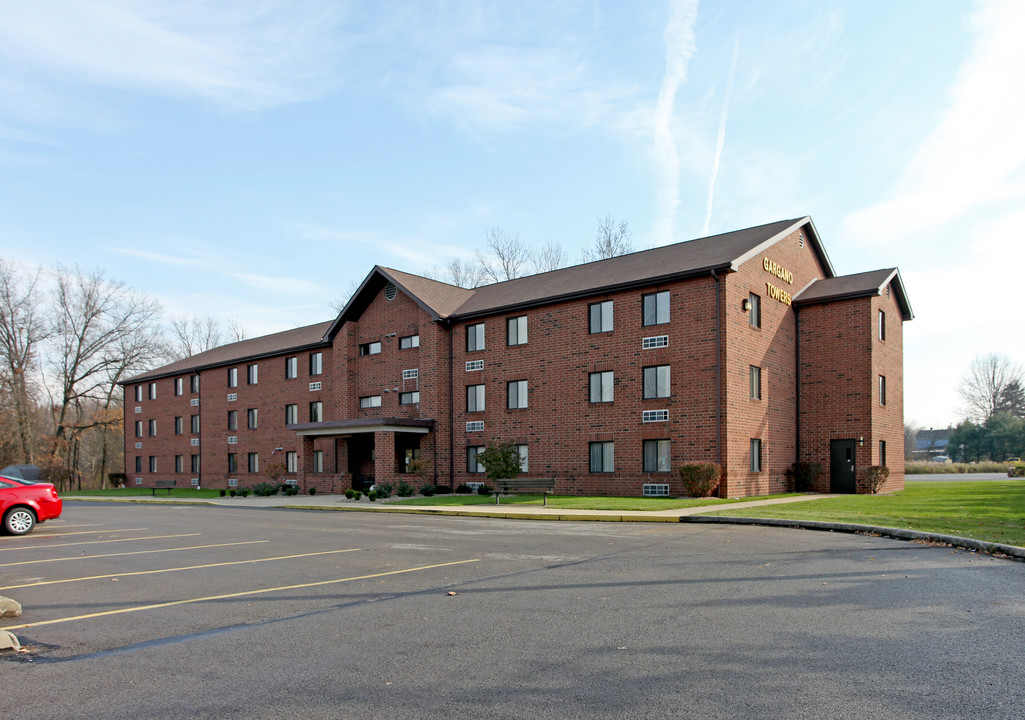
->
830, 439, 857, 493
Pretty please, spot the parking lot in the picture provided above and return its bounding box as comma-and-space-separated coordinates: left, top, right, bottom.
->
4, 501, 1024, 719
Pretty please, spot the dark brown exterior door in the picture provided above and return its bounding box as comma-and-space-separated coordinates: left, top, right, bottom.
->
830, 439, 857, 493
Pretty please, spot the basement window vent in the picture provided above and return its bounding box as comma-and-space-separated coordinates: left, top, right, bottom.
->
227, 393, 237, 402
466, 482, 485, 493
227, 436, 238, 445
466, 360, 484, 372
309, 381, 322, 391
190, 398, 200, 406
402, 368, 418, 380
134, 477, 143, 485
642, 409, 669, 423
190, 438, 200, 446
642, 335, 669, 349
384, 282, 398, 300
134, 406, 142, 414
134, 442, 142, 449
228, 478, 238, 487
466, 421, 484, 432
285, 478, 298, 487
191, 478, 200, 487
643, 483, 670, 497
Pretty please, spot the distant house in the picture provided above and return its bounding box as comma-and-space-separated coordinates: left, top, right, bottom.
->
914, 428, 951, 459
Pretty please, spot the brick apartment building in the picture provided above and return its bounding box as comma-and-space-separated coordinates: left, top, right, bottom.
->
122, 217, 913, 497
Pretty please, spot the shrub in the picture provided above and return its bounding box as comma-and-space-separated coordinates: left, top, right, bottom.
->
376, 483, 393, 499
679, 462, 721, 497
420, 483, 436, 497
785, 461, 822, 492
476, 484, 492, 496
368, 490, 378, 502
309, 487, 317, 495
352, 490, 362, 501
237, 487, 251, 497
857, 465, 890, 494
435, 484, 452, 494
345, 489, 355, 500
229, 489, 237, 497
251, 482, 279, 497
283, 485, 299, 496
219, 489, 227, 497
456, 484, 473, 494
396, 481, 415, 498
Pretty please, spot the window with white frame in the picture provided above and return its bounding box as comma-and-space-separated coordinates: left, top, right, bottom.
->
589, 371, 614, 403
147, 382, 155, 399
642, 335, 669, 349
589, 441, 614, 473
285, 404, 297, 425
134, 420, 143, 437
247, 363, 258, 385
400, 334, 420, 349
750, 438, 762, 472
507, 380, 528, 409
313, 450, 324, 473
879, 310, 886, 341
228, 477, 238, 487
642, 409, 669, 422
507, 316, 527, 346
402, 368, 418, 380
359, 341, 381, 356
642, 291, 670, 326
247, 408, 258, 429
466, 360, 484, 372
467, 445, 485, 473
399, 391, 420, 405
134, 385, 143, 402
285, 356, 298, 379
360, 395, 382, 409
174, 377, 183, 396
643, 483, 670, 497
309, 401, 322, 422
643, 439, 671, 472
310, 352, 323, 375
227, 368, 238, 388
466, 421, 484, 432
467, 384, 485, 412
643, 365, 670, 399
466, 323, 485, 352
286, 451, 298, 473
879, 375, 886, 406
516, 444, 529, 472
589, 301, 614, 333
191, 414, 200, 433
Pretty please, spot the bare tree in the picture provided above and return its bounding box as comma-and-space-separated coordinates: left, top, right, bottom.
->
226, 316, 247, 343
958, 353, 1024, 422
582, 214, 634, 262
530, 239, 568, 274
475, 227, 531, 283
0, 259, 48, 462
328, 278, 363, 312
903, 420, 921, 461
168, 315, 226, 361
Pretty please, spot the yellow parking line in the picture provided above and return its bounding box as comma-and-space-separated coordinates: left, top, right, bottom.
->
2, 558, 481, 630
0, 549, 360, 590
0, 539, 266, 568
0, 529, 152, 548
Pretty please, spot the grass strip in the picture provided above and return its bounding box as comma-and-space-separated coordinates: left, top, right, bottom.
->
388, 492, 803, 511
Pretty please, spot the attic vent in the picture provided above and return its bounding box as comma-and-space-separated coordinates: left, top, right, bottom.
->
798, 233, 805, 248
384, 282, 397, 300
885, 285, 891, 298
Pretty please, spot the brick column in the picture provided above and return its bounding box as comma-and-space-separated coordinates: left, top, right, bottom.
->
373, 431, 397, 486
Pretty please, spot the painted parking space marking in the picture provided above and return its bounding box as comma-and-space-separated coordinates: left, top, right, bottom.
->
0, 533, 199, 555
0, 549, 360, 590
0, 528, 152, 544
2, 558, 481, 631
0, 540, 268, 568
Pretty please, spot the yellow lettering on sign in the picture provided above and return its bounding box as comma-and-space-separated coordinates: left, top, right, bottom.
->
766, 282, 792, 306
762, 257, 793, 284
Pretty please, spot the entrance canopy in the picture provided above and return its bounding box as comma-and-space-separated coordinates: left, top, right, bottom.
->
288, 417, 433, 438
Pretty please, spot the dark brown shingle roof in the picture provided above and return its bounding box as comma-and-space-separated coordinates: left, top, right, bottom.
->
793, 268, 914, 320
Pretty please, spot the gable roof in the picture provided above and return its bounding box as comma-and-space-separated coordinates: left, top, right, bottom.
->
793, 267, 914, 320
124, 320, 333, 384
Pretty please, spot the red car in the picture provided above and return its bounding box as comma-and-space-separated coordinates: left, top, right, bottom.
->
0, 476, 62, 535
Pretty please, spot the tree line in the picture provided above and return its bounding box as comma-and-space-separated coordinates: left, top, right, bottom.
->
946, 353, 1025, 462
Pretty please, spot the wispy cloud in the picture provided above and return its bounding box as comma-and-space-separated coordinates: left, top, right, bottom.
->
227, 272, 325, 297
652, 0, 700, 245
702, 34, 739, 236
0, 0, 343, 113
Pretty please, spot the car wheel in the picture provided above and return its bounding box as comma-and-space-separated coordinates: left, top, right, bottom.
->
3, 507, 35, 535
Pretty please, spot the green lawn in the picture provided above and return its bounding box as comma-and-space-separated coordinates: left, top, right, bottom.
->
388, 492, 803, 511
704, 481, 1025, 547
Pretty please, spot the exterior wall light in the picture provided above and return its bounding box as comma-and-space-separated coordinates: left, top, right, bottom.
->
742, 299, 751, 311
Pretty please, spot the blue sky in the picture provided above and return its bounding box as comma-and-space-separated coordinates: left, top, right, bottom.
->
1, 0, 1022, 429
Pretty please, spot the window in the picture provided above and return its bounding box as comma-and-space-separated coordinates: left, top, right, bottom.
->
466, 420, 484, 432
467, 384, 485, 412
135, 456, 142, 472
750, 366, 761, 400
247, 408, 258, 429
880, 440, 887, 468
466, 323, 485, 352
174, 377, 183, 396
399, 334, 420, 349
399, 391, 420, 405
642, 409, 669, 422
247, 364, 258, 385
467, 445, 485, 473
402, 369, 418, 380
134, 420, 143, 438
466, 360, 484, 372
642, 291, 670, 326
148, 419, 157, 436
879, 375, 886, 406
190, 375, 200, 393
879, 310, 886, 341
589, 442, 614, 473
174, 416, 183, 435
149, 382, 157, 400
507, 316, 527, 346
642, 335, 669, 349
282, 404, 296, 425
507, 380, 528, 409
148, 456, 157, 472
516, 444, 529, 472
589, 301, 613, 333
227, 453, 237, 473
749, 293, 761, 328
643, 365, 671, 399
247, 453, 259, 473
359, 341, 381, 356
309, 381, 322, 391
227, 368, 238, 388
227, 410, 238, 431
643, 439, 671, 472
313, 450, 324, 473
589, 371, 614, 403
228, 478, 238, 487
285, 356, 298, 379
286, 451, 298, 473
750, 439, 762, 472
134, 385, 143, 402
191, 414, 200, 433
310, 352, 323, 375
175, 455, 184, 473
191, 454, 200, 473
309, 401, 322, 422
360, 395, 382, 409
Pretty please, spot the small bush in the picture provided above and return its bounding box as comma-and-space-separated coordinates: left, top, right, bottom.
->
237, 487, 251, 497
229, 489, 237, 497
857, 465, 890, 494
352, 490, 362, 501
456, 484, 473, 494
476, 484, 492, 496
420, 483, 436, 497
396, 481, 415, 498
283, 485, 299, 496
219, 489, 227, 497
785, 461, 822, 492
252, 483, 278, 497
435, 484, 451, 494
368, 490, 378, 502
345, 489, 355, 499
376, 483, 393, 499
679, 462, 721, 497
309, 487, 317, 495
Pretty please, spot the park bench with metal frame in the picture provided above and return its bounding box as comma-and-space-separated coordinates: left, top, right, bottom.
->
494, 478, 556, 505
152, 479, 175, 496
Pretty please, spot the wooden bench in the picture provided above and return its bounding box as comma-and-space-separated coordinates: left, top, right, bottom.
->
494, 478, 556, 505
152, 480, 175, 496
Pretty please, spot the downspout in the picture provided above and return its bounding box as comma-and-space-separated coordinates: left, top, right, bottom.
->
447, 323, 455, 489
711, 270, 723, 496
795, 308, 801, 466
194, 372, 202, 490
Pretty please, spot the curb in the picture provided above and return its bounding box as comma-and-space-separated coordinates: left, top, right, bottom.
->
680, 516, 1025, 560
278, 504, 680, 522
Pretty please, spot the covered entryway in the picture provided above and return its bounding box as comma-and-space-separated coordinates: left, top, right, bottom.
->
829, 439, 857, 493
